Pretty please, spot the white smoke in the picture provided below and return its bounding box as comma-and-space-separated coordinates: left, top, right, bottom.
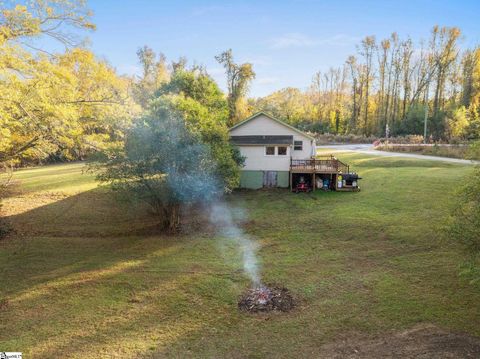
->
209, 201, 261, 288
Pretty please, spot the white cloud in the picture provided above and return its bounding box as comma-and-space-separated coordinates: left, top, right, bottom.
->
270, 33, 360, 49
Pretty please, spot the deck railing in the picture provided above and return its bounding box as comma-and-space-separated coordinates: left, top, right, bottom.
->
290, 156, 349, 173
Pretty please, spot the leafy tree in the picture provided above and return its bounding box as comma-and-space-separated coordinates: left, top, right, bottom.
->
156, 68, 227, 118
0, 1, 137, 165
153, 68, 241, 190
450, 166, 480, 284
0, 0, 95, 46
94, 109, 235, 233
251, 87, 307, 125
94, 66, 243, 233
0, 47, 137, 164
215, 49, 255, 125
446, 106, 469, 140
132, 46, 170, 108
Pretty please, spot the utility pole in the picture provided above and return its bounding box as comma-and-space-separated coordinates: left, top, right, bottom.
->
423, 81, 429, 144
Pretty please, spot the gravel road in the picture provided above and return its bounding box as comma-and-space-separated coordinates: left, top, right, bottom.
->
316, 144, 479, 165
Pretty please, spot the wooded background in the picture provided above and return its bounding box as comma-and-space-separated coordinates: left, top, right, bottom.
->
1, 2, 480, 167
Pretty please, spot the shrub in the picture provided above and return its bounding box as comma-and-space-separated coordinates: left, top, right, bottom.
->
450, 166, 480, 284
466, 141, 480, 161
93, 111, 239, 233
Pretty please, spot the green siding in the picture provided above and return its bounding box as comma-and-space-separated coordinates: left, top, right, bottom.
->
240, 171, 263, 189
239, 170, 290, 189
277, 171, 289, 188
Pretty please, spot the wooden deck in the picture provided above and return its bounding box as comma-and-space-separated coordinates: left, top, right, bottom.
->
289, 155, 359, 192
290, 155, 349, 174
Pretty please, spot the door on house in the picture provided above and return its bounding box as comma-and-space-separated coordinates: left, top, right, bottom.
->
263, 171, 278, 187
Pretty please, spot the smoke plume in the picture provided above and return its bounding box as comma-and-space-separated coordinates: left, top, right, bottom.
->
209, 202, 261, 288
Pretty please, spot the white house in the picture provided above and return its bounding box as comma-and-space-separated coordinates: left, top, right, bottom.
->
229, 112, 316, 189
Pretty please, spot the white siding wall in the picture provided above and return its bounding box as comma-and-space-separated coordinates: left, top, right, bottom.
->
238, 145, 291, 171
290, 136, 313, 160
230, 114, 315, 171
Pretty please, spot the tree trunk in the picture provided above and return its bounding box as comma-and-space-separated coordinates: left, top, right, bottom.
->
162, 202, 181, 234
351, 78, 357, 131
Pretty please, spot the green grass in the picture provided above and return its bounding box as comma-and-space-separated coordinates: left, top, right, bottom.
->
0, 155, 479, 358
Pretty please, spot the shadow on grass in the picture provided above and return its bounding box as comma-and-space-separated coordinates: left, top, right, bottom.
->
0, 186, 214, 303
2, 239, 237, 358
0, 186, 243, 357
3, 187, 161, 238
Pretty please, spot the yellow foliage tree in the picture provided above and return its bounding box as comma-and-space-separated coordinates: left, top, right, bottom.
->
0, 0, 138, 164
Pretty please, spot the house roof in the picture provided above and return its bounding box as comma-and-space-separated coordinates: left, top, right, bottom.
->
229, 112, 315, 141
230, 135, 293, 145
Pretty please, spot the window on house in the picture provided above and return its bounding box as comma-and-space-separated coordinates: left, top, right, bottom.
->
277, 146, 287, 155
265, 146, 275, 155
294, 140, 303, 151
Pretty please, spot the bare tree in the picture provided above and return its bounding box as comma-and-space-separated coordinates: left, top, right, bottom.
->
400, 38, 414, 121
346, 56, 359, 132
359, 36, 376, 135
431, 26, 461, 119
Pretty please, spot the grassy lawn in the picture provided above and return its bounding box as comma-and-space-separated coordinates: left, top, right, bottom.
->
1, 154, 479, 358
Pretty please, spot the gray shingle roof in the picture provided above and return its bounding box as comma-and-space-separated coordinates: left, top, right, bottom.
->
229, 112, 315, 140
230, 135, 293, 145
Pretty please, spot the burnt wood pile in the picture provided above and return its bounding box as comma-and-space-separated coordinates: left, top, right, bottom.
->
238, 286, 295, 313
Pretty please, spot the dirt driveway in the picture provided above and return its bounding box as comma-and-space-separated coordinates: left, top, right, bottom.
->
320, 324, 480, 358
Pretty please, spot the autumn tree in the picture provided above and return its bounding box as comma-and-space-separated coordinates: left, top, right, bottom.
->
252, 87, 306, 125
250, 25, 473, 141
0, 0, 137, 165
215, 49, 255, 125
133, 45, 170, 108
0, 0, 95, 46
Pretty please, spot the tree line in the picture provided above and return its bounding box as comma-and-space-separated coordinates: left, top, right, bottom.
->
5, 2, 479, 170
251, 27, 480, 142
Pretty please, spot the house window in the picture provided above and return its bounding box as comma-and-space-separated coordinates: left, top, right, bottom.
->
294, 140, 303, 151
277, 146, 287, 155
265, 146, 275, 155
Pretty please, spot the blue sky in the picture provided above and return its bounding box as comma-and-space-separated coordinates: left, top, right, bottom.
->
83, 0, 480, 97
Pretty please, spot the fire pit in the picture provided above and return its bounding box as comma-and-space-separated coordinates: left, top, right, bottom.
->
238, 285, 295, 313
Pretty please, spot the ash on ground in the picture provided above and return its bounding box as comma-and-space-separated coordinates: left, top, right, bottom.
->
238, 286, 295, 313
